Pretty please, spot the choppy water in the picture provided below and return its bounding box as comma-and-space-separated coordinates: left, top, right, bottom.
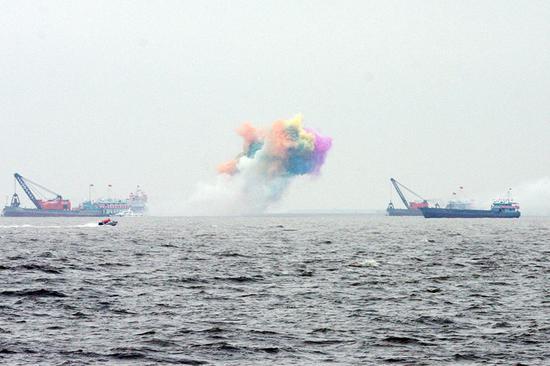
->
0, 215, 548, 365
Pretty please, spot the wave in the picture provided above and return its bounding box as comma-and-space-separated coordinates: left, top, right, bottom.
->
2, 264, 63, 274
348, 259, 379, 268
0, 289, 67, 298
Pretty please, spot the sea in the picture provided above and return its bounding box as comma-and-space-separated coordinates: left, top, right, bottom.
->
0, 215, 548, 365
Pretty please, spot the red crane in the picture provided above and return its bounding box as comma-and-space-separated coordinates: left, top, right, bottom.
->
13, 173, 71, 210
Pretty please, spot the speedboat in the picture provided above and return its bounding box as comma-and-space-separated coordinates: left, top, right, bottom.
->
98, 218, 118, 226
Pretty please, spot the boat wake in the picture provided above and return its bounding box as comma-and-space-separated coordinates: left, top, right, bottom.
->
76, 223, 99, 228
0, 222, 99, 229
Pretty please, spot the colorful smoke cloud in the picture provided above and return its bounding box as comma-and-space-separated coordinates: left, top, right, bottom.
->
189, 115, 332, 214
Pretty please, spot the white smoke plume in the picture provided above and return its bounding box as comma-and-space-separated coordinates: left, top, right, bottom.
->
186, 170, 291, 216
512, 177, 550, 216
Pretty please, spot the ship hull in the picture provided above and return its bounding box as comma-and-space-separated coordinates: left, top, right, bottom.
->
420, 208, 520, 218
387, 208, 423, 216
2, 207, 106, 217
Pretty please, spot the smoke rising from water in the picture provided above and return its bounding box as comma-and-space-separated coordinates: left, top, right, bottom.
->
187, 115, 332, 215
512, 177, 550, 216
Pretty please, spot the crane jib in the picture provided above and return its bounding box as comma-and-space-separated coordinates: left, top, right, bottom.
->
390, 178, 427, 209
14, 173, 66, 210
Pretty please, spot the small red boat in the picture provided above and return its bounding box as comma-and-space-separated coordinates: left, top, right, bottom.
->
98, 218, 118, 226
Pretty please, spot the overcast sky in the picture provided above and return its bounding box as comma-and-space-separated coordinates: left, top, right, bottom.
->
1, 1, 549, 214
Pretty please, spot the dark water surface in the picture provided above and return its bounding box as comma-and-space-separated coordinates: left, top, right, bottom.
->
0, 216, 548, 365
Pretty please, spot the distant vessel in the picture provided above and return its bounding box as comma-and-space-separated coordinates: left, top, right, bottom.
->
386, 178, 428, 216
2, 173, 106, 217
80, 186, 148, 216
2, 173, 147, 217
420, 199, 521, 218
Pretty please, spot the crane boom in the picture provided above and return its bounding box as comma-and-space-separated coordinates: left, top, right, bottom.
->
390, 178, 428, 208
14, 173, 42, 209
390, 178, 410, 209
14, 173, 64, 210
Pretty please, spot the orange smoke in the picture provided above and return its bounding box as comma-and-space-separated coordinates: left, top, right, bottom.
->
237, 123, 260, 144
217, 159, 238, 174
266, 120, 291, 157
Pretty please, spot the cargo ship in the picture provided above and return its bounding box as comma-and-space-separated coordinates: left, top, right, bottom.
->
2, 173, 147, 217
386, 178, 428, 216
420, 199, 520, 218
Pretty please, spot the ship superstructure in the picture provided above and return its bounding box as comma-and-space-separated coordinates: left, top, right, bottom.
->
80, 186, 147, 216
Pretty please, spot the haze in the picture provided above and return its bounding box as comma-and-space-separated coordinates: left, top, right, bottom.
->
1, 1, 549, 214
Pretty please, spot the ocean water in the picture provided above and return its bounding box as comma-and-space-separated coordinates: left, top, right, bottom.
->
0, 215, 548, 365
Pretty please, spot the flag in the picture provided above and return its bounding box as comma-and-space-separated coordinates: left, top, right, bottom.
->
89, 184, 94, 187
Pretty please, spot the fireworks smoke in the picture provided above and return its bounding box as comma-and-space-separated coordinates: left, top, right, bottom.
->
188, 115, 332, 215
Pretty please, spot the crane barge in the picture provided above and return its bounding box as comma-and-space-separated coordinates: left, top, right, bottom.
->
386, 178, 428, 216
2, 173, 105, 217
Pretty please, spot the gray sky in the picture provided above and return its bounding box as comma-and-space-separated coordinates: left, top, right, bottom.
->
1, 1, 549, 214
